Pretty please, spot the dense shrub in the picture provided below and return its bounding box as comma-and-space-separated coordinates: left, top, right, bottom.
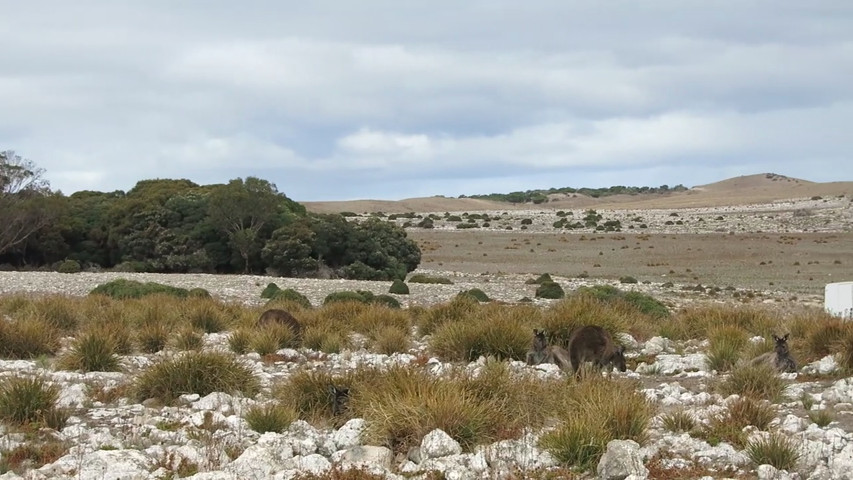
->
457, 288, 491, 302
56, 259, 81, 274
267, 288, 312, 309
323, 291, 369, 305
388, 280, 410, 295
535, 281, 565, 299
575, 285, 669, 319
525, 273, 553, 285
89, 279, 194, 299
408, 274, 453, 285
371, 294, 401, 309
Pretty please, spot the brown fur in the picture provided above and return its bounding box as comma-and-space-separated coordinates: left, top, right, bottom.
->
567, 325, 627, 378
750, 334, 797, 373
257, 309, 302, 338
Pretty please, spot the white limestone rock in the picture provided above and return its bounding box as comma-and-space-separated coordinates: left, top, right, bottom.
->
642, 336, 671, 355
331, 445, 393, 472
421, 429, 462, 459
331, 418, 366, 451
596, 440, 648, 480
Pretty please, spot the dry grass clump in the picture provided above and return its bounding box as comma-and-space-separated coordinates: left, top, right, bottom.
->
182, 298, 231, 333
705, 325, 749, 372
794, 315, 853, 363
416, 295, 480, 336
429, 305, 532, 362
700, 397, 777, 448
244, 402, 298, 434
659, 304, 777, 341
56, 331, 120, 372
133, 351, 260, 404
660, 409, 697, 434
301, 322, 349, 354
808, 408, 834, 427
172, 327, 205, 351
0, 316, 60, 359
273, 369, 368, 425
717, 363, 788, 403
540, 377, 654, 470
540, 295, 631, 347
371, 326, 411, 355
228, 329, 252, 355
745, 434, 800, 471
349, 306, 411, 337
0, 376, 68, 430
0, 440, 69, 474
25, 295, 82, 332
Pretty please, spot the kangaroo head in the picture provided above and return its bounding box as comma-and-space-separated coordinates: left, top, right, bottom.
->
329, 385, 350, 415
532, 329, 548, 352
609, 344, 627, 372
772, 334, 791, 355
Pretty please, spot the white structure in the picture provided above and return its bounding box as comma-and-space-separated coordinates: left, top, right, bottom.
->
825, 281, 853, 320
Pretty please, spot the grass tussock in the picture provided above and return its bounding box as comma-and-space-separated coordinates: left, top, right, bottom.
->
705, 325, 749, 372
660, 409, 696, 434
371, 326, 411, 355
183, 299, 230, 333
660, 304, 777, 342
799, 317, 852, 363
429, 305, 532, 361
25, 295, 82, 332
172, 327, 204, 351
137, 320, 171, 354
701, 397, 776, 448
0, 317, 60, 359
133, 351, 260, 404
0, 376, 68, 430
228, 329, 252, 355
574, 285, 670, 319
56, 332, 120, 372
244, 402, 298, 433
416, 295, 480, 336
808, 408, 834, 427
717, 363, 789, 403
86, 319, 134, 355
745, 434, 800, 471
349, 306, 411, 337
273, 369, 367, 424
541, 376, 654, 470
301, 323, 348, 354
540, 295, 631, 347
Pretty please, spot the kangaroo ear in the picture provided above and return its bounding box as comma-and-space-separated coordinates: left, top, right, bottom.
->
772, 334, 780, 342
533, 328, 540, 334
782, 334, 789, 342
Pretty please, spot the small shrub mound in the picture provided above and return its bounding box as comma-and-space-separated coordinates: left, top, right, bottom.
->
90, 279, 201, 299
371, 294, 402, 309
244, 403, 298, 433
57, 332, 120, 372
388, 280, 410, 295
408, 274, 453, 285
535, 281, 565, 300
56, 259, 81, 274
525, 273, 553, 285
133, 351, 260, 404
575, 285, 669, 319
0, 376, 68, 429
324, 291, 368, 305
261, 283, 282, 299
264, 285, 312, 308
619, 276, 638, 284
457, 288, 491, 303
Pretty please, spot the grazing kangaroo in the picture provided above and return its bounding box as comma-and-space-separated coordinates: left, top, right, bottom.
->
329, 385, 350, 416
567, 325, 627, 378
751, 334, 797, 373
257, 309, 302, 338
525, 329, 571, 371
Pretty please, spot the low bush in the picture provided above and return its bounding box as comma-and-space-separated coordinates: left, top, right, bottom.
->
535, 281, 565, 299
0, 376, 68, 429
457, 288, 490, 303
244, 403, 298, 434
388, 280, 409, 295
133, 351, 260, 404
323, 291, 368, 305
408, 274, 453, 285
371, 294, 401, 309
268, 288, 313, 309
525, 273, 553, 285
261, 283, 282, 299
90, 279, 193, 299
575, 285, 669, 319
619, 276, 638, 284
56, 259, 81, 274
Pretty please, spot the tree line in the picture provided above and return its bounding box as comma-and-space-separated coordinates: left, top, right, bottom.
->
461, 184, 688, 204
0, 150, 421, 280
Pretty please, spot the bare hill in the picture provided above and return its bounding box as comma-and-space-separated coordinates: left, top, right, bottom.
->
302, 174, 853, 213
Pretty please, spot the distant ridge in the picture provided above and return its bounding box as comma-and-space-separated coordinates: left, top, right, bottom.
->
302, 174, 853, 214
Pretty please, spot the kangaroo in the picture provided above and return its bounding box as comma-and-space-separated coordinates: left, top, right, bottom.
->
329, 385, 350, 416
525, 329, 572, 371
257, 309, 302, 338
751, 334, 797, 373
567, 325, 627, 378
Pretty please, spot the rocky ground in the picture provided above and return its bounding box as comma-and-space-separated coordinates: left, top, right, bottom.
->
0, 195, 852, 480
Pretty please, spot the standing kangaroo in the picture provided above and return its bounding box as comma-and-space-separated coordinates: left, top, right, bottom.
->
526, 329, 571, 371
751, 334, 797, 373
567, 325, 627, 378
257, 309, 302, 338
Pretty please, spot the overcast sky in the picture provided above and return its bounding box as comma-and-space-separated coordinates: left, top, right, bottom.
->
2, 2, 851, 201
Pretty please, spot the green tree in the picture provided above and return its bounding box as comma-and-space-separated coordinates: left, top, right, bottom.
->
207, 177, 301, 273
0, 151, 56, 256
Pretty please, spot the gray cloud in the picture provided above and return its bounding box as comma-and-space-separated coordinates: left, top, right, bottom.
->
1, 1, 851, 201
